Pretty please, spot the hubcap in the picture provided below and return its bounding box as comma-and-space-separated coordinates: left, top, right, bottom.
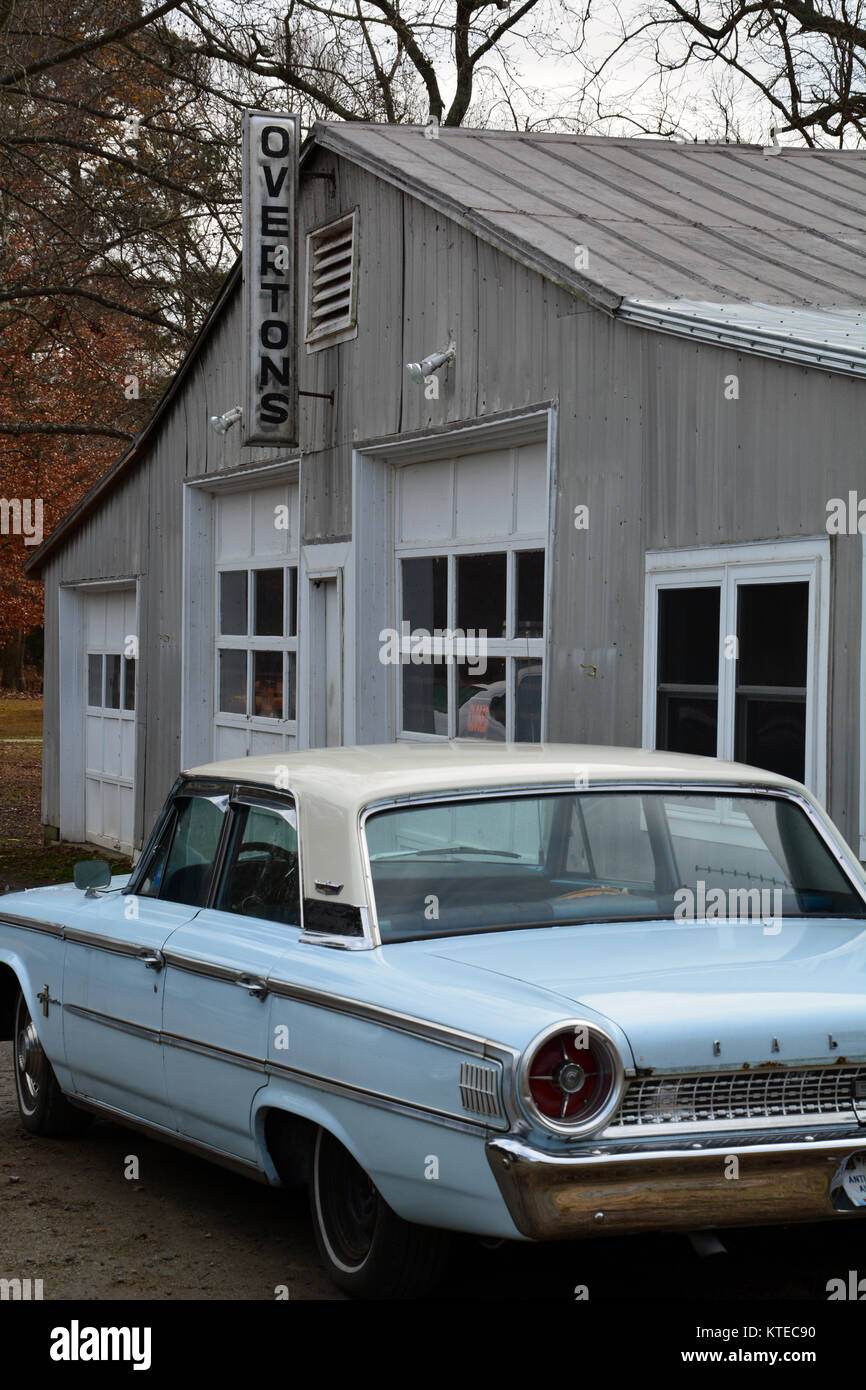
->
16, 1011, 45, 1107
318, 1137, 378, 1270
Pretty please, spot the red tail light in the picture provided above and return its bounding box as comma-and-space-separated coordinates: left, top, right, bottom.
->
519, 1023, 623, 1135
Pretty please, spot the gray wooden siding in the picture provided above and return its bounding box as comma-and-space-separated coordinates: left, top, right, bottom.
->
39, 150, 866, 850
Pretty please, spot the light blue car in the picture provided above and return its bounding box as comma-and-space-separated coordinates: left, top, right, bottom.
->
2, 743, 866, 1298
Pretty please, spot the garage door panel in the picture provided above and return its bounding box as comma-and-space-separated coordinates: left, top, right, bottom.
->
121, 720, 135, 780
83, 589, 136, 849
102, 716, 121, 770
515, 442, 548, 534
455, 453, 513, 537
398, 460, 452, 543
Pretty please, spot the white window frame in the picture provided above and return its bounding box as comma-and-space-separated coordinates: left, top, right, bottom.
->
643, 538, 830, 803
304, 208, 358, 352
214, 561, 299, 731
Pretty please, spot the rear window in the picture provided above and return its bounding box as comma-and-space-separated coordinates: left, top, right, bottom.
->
364, 790, 866, 943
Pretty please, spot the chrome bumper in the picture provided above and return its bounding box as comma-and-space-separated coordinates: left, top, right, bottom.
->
486, 1126, 866, 1241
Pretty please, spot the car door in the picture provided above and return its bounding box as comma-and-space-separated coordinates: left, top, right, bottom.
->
161, 787, 302, 1161
62, 786, 229, 1130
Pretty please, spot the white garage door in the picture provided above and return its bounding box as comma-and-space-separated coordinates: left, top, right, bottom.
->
213, 482, 300, 761
84, 589, 136, 850
394, 440, 548, 741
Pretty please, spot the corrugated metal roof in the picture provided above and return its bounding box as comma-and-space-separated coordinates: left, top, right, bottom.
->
315, 124, 866, 313
618, 300, 866, 377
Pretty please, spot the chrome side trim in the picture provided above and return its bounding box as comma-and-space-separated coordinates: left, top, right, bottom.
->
165, 1031, 266, 1074
63, 1003, 161, 1045
264, 1057, 496, 1135
0, 912, 64, 938
161, 950, 260, 987
60, 1001, 505, 1133
64, 927, 156, 960
68, 1095, 268, 1183
265, 977, 519, 1063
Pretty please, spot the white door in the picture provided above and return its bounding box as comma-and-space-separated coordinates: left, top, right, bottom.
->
309, 572, 343, 747
84, 589, 136, 850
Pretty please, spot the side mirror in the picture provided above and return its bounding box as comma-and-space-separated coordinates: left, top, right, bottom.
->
73, 859, 112, 892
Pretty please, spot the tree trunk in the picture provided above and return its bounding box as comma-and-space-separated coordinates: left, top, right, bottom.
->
0, 628, 25, 690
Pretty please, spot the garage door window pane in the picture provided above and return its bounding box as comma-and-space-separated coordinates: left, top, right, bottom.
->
105, 654, 121, 709
254, 650, 283, 718
403, 556, 447, 632
458, 658, 506, 738
123, 656, 136, 711
288, 567, 298, 638
254, 568, 284, 637
403, 664, 447, 735
87, 654, 103, 707
517, 551, 545, 637
515, 659, 543, 741
219, 649, 247, 714
286, 651, 297, 721
457, 553, 507, 636
220, 571, 248, 636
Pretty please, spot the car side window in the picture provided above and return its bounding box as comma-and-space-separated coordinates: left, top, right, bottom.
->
142, 795, 227, 906
215, 802, 300, 925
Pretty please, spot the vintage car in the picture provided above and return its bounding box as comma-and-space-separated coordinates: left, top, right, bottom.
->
2, 743, 866, 1299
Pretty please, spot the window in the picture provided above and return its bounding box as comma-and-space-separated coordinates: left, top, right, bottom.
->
215, 801, 300, 925
216, 565, 298, 723
399, 549, 545, 741
305, 211, 358, 351
365, 789, 866, 944
138, 793, 228, 905
645, 541, 829, 796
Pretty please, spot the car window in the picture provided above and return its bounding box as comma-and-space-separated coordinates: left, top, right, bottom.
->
145, 794, 228, 906
215, 802, 300, 925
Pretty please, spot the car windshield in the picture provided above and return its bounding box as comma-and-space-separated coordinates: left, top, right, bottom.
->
364, 790, 866, 943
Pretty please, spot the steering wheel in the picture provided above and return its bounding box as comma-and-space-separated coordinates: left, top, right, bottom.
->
238, 842, 298, 915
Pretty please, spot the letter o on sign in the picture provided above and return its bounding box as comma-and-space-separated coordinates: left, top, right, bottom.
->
261, 125, 291, 158
261, 319, 289, 349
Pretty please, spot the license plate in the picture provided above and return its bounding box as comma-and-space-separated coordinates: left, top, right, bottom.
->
830, 1151, 866, 1209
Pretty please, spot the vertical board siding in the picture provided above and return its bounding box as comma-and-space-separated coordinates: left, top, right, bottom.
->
36, 153, 866, 851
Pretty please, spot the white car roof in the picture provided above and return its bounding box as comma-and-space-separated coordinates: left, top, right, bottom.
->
186, 742, 803, 817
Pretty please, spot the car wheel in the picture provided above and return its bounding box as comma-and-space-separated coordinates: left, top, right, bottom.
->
13, 989, 93, 1137
310, 1127, 451, 1299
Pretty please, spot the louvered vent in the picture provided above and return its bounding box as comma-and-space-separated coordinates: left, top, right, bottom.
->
305, 211, 357, 348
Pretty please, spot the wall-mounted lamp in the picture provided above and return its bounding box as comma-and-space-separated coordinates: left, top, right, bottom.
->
210, 405, 243, 435
406, 340, 456, 382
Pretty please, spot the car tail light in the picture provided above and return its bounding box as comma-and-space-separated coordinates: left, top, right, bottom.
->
518, 1022, 624, 1136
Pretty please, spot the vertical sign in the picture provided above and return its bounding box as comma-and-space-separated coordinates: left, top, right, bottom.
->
242, 109, 300, 446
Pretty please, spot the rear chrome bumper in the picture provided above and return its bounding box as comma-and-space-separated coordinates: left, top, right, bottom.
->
485, 1126, 866, 1240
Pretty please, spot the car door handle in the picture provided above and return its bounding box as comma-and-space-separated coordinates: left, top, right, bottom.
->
235, 975, 268, 999
137, 949, 165, 972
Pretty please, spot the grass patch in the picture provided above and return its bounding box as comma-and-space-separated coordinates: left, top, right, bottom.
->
0, 698, 43, 738
0, 843, 133, 892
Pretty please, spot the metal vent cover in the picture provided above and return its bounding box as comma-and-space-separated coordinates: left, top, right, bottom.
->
459, 1061, 502, 1119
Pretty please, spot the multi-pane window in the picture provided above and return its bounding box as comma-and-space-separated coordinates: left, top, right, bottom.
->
216, 565, 298, 723
87, 651, 136, 712
647, 542, 827, 793
400, 548, 545, 741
